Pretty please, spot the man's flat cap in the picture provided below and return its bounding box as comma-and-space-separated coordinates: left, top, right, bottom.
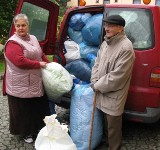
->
103, 15, 125, 27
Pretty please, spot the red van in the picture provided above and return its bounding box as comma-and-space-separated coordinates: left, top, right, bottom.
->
12, 0, 160, 123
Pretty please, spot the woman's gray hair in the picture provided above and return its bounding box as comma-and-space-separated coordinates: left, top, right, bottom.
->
13, 13, 29, 25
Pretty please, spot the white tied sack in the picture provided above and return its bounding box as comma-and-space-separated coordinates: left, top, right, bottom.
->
35, 114, 77, 150
41, 62, 73, 100
64, 40, 81, 62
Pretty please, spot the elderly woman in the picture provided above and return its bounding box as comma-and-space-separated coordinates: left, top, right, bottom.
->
3, 14, 51, 143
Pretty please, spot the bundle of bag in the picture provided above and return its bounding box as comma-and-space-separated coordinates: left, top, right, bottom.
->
64, 40, 81, 63
70, 83, 103, 150
35, 114, 77, 150
65, 59, 91, 83
64, 13, 103, 83
41, 62, 73, 101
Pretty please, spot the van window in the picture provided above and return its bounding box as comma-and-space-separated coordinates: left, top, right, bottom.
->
156, 0, 160, 5
21, 2, 49, 41
105, 8, 154, 50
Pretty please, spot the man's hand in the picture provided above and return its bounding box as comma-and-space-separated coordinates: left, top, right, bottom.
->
90, 82, 97, 92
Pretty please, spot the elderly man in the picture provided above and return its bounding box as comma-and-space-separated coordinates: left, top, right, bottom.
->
91, 15, 135, 150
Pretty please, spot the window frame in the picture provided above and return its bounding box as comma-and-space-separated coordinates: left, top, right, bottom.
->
103, 8, 155, 50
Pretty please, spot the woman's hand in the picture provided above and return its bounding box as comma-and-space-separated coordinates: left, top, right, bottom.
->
40, 61, 48, 68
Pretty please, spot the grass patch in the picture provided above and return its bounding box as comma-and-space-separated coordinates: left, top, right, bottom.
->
0, 59, 5, 73
47, 55, 53, 62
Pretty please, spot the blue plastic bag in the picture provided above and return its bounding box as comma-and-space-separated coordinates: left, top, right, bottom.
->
79, 42, 99, 59
70, 83, 103, 150
68, 27, 83, 44
82, 14, 103, 46
87, 53, 97, 68
65, 59, 91, 83
81, 13, 92, 24
69, 13, 85, 31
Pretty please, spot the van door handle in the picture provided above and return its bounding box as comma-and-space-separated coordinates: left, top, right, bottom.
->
142, 64, 148, 66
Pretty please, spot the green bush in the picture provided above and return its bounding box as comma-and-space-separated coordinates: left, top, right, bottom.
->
0, 0, 18, 44
0, 0, 70, 44
0, 61, 5, 73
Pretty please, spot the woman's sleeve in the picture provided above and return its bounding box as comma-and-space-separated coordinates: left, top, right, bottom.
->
5, 41, 41, 69
42, 52, 50, 63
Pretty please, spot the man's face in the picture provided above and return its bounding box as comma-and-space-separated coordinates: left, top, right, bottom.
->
104, 23, 123, 39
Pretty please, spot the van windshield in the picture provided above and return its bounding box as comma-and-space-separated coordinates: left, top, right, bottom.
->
105, 8, 154, 50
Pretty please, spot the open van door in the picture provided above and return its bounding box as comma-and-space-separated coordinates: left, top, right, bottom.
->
10, 0, 59, 55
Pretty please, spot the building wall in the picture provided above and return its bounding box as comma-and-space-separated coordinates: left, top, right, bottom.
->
67, 0, 157, 6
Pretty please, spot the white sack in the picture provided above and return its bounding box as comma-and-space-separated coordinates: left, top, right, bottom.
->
64, 40, 81, 63
41, 62, 73, 101
35, 114, 77, 150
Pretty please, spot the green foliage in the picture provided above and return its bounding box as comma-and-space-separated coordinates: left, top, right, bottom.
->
0, 0, 70, 44
50, 0, 70, 16
47, 55, 53, 62
0, 60, 5, 73
50, 0, 70, 35
0, 44, 5, 72
0, 0, 19, 44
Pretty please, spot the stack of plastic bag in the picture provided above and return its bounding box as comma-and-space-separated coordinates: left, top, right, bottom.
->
70, 83, 103, 150
64, 13, 102, 83
41, 62, 73, 101
35, 114, 77, 150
